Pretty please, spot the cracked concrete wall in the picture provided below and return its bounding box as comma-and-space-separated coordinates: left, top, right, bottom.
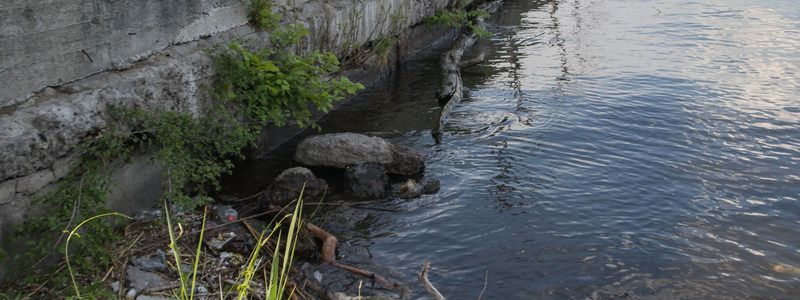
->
0, 0, 248, 108
0, 0, 464, 278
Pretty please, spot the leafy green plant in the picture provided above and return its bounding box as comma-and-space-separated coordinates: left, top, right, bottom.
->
246, 0, 280, 31
424, 9, 491, 37
213, 41, 363, 129
373, 38, 392, 66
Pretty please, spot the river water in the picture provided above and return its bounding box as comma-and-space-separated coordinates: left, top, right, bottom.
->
226, 0, 800, 298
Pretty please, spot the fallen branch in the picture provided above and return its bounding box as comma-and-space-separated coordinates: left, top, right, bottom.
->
432, 0, 503, 143
418, 262, 445, 300
305, 222, 403, 291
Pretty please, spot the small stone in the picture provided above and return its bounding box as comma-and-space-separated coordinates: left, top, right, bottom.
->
110, 281, 120, 293
263, 167, 327, 206
344, 163, 388, 198
312, 271, 323, 282
131, 249, 168, 272
421, 178, 441, 194
126, 266, 167, 292
126, 289, 137, 300
396, 179, 422, 199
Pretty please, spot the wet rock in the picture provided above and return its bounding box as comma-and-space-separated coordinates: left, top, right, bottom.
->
344, 163, 388, 198
131, 249, 168, 272
421, 178, 441, 194
386, 144, 425, 176
264, 167, 327, 206
395, 179, 422, 199
294, 133, 424, 175
126, 266, 167, 292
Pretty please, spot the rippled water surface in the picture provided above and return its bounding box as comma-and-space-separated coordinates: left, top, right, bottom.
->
228, 0, 800, 298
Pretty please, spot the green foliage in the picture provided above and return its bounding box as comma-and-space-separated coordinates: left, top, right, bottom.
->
373, 38, 392, 64
424, 9, 491, 37
3, 3, 362, 297
213, 36, 363, 129
247, 0, 280, 31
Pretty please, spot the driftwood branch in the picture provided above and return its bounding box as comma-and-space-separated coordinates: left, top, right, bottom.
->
418, 262, 445, 300
305, 223, 403, 291
432, 1, 503, 143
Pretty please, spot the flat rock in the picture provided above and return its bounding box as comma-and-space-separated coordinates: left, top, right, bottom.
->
294, 133, 424, 175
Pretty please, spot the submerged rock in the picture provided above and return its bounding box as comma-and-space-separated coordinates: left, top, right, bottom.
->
421, 178, 441, 194
264, 167, 327, 206
344, 163, 388, 198
294, 133, 424, 175
395, 179, 422, 199
394, 178, 441, 199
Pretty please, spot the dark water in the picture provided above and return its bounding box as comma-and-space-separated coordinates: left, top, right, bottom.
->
227, 0, 800, 298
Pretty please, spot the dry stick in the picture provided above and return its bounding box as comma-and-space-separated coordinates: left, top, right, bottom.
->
477, 270, 489, 300
305, 223, 402, 291
418, 262, 445, 300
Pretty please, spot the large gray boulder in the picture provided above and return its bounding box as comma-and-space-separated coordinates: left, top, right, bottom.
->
344, 163, 388, 198
264, 167, 328, 206
294, 133, 424, 175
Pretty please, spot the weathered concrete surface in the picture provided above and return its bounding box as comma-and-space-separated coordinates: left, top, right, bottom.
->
0, 0, 248, 108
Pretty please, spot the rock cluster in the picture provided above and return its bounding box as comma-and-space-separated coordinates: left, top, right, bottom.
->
257, 133, 438, 204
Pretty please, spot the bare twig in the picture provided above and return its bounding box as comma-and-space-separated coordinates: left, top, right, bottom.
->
419, 262, 445, 300
477, 270, 489, 300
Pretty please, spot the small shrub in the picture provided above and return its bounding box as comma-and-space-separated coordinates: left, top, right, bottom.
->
424, 9, 491, 37
247, 0, 280, 31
